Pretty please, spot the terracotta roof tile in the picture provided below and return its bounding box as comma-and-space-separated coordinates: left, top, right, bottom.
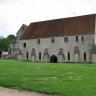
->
20, 14, 95, 40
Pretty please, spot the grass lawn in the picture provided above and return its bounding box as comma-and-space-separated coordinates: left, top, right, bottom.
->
0, 59, 96, 96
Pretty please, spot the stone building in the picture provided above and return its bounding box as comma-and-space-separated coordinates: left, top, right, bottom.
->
17, 14, 96, 63
8, 24, 28, 59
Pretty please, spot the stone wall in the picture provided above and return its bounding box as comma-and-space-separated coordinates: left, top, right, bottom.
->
92, 54, 96, 63
20, 34, 95, 63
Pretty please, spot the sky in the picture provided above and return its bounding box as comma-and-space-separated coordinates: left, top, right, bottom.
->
0, 0, 96, 37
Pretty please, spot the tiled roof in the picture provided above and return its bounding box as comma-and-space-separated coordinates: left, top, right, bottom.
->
20, 14, 95, 40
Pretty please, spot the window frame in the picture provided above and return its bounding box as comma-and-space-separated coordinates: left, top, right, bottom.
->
26, 52, 28, 60
76, 36, 78, 42
84, 52, 86, 61
68, 53, 70, 60
51, 38, 55, 43
81, 36, 84, 42
39, 52, 41, 60
23, 43, 26, 48
37, 39, 40, 44
64, 37, 68, 42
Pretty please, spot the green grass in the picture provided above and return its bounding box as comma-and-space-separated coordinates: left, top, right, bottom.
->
0, 59, 96, 96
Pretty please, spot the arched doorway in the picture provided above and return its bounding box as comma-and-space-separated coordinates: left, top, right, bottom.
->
50, 55, 57, 63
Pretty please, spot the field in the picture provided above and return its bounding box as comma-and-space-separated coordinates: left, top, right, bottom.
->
0, 59, 96, 96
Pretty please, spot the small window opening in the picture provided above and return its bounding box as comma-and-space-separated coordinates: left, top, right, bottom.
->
37, 39, 40, 44
23, 43, 26, 47
64, 37, 68, 42
68, 53, 70, 60
81, 36, 84, 42
39, 52, 41, 60
84, 53, 86, 60
76, 36, 78, 42
51, 38, 55, 43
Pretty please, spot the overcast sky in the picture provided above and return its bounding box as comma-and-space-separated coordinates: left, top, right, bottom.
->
0, 0, 96, 37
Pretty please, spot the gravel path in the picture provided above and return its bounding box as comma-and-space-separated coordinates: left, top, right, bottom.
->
0, 87, 58, 96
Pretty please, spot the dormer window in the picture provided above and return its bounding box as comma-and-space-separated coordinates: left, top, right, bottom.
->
37, 39, 40, 44
51, 38, 55, 43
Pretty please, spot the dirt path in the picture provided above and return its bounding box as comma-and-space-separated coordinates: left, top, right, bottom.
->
0, 87, 58, 96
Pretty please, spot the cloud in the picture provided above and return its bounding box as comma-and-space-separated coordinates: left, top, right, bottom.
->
0, 0, 96, 37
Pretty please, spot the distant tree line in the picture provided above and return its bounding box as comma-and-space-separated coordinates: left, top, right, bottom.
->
0, 35, 16, 52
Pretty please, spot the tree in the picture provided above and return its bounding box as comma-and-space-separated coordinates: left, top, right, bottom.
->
7, 34, 16, 42
0, 34, 16, 55
0, 38, 13, 52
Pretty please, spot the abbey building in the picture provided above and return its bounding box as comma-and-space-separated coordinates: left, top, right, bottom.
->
9, 14, 96, 63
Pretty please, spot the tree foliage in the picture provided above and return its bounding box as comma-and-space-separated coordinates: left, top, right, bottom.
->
7, 35, 16, 42
0, 37, 14, 52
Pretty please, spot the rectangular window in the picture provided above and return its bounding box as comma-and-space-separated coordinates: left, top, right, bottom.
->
68, 53, 70, 60
37, 39, 40, 44
64, 37, 68, 42
81, 36, 84, 42
84, 53, 86, 60
27, 52, 28, 60
23, 43, 26, 47
74, 46, 79, 53
51, 38, 55, 43
76, 36, 78, 42
39, 52, 41, 60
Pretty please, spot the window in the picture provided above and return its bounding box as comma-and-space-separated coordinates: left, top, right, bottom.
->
23, 43, 26, 47
68, 53, 70, 60
58, 48, 63, 55
44, 48, 49, 55
74, 46, 79, 53
27, 52, 28, 60
84, 53, 86, 60
51, 38, 55, 43
37, 39, 40, 44
39, 52, 41, 60
64, 37, 68, 42
76, 36, 78, 42
81, 36, 84, 42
